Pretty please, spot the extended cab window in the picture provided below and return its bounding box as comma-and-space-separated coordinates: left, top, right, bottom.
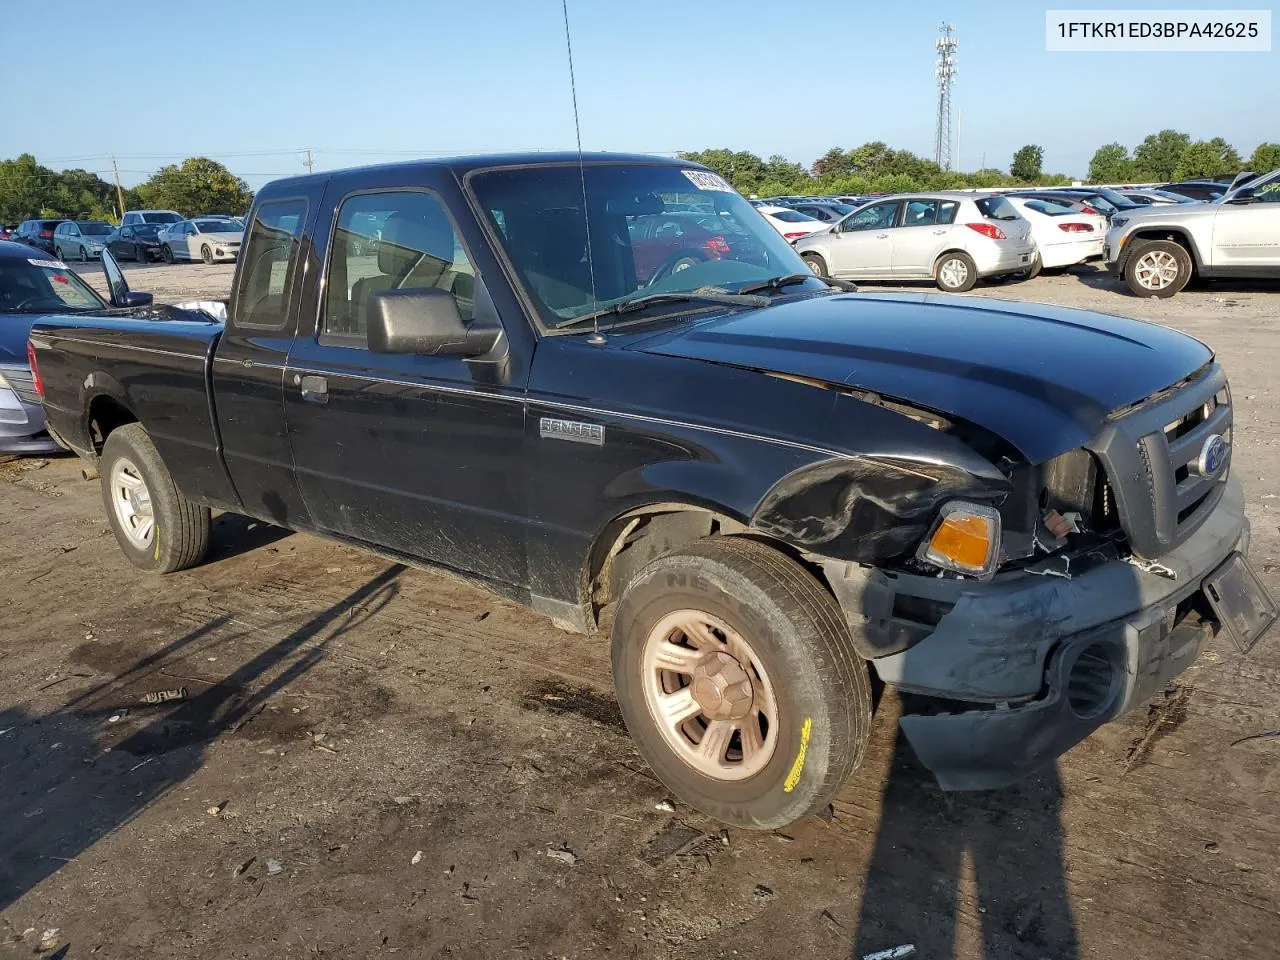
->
322, 190, 474, 343
235, 200, 307, 329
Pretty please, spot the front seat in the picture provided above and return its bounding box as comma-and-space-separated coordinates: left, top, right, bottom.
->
351, 208, 457, 332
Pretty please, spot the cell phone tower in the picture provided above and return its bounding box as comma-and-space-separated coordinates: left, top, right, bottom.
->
934, 22, 958, 170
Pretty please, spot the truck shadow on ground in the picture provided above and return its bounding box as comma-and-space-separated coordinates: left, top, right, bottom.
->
0, 564, 405, 918
203, 512, 293, 565
851, 725, 1078, 960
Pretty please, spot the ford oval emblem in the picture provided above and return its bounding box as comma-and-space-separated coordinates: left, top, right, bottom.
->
1198, 434, 1228, 476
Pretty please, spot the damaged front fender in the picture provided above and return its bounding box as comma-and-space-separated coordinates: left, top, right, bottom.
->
750, 455, 1010, 565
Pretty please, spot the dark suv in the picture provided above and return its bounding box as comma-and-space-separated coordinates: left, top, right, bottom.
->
12, 219, 68, 254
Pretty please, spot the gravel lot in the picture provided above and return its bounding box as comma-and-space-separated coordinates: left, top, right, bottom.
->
2, 261, 1279, 959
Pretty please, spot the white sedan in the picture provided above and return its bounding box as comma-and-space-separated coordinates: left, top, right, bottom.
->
159, 218, 245, 264
1006, 197, 1106, 273
755, 205, 828, 242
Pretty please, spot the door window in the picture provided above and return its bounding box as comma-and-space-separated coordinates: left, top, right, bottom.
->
903, 200, 940, 226
233, 199, 308, 330
321, 190, 475, 344
844, 202, 901, 231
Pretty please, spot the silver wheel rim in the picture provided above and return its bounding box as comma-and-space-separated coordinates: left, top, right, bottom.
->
939, 258, 968, 288
805, 258, 822, 275
1134, 250, 1179, 289
641, 609, 779, 782
109, 457, 155, 549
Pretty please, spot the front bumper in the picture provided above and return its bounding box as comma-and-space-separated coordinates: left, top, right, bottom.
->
865, 474, 1258, 789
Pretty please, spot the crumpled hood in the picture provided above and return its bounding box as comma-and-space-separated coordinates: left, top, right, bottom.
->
631, 291, 1213, 463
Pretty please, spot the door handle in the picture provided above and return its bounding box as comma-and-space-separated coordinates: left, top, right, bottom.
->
299, 374, 328, 403
933, 229, 947, 235
875, 233, 889, 239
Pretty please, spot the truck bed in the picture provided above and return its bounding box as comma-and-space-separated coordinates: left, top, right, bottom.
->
30, 310, 230, 505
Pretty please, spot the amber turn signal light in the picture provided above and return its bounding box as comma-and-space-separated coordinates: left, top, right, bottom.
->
917, 502, 1001, 578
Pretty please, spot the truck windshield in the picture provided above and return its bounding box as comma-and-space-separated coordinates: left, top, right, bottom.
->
0, 258, 104, 313
468, 163, 811, 329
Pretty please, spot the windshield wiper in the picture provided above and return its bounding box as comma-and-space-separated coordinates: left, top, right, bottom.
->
736, 273, 859, 295
557, 289, 768, 331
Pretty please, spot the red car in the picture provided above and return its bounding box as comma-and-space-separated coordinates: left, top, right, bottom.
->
628, 212, 766, 284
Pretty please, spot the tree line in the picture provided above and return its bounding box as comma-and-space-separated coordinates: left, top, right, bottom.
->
0, 154, 254, 225
681, 131, 1278, 198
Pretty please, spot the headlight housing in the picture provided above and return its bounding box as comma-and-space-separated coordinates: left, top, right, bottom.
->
1110, 217, 1128, 228
917, 501, 1002, 579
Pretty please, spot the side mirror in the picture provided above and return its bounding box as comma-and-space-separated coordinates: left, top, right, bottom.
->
100, 249, 154, 308
367, 288, 500, 357
1227, 187, 1257, 204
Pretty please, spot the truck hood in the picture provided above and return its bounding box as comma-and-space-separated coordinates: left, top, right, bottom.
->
631, 291, 1213, 464
1117, 202, 1220, 224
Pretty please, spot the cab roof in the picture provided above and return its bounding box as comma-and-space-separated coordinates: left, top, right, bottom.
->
258, 152, 694, 195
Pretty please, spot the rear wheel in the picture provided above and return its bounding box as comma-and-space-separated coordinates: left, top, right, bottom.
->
934, 251, 977, 292
1025, 252, 1043, 280
611, 536, 872, 830
54, 245, 64, 261
1124, 239, 1191, 298
100, 423, 210, 573
201, 244, 214, 264
162, 244, 174, 264
801, 252, 828, 276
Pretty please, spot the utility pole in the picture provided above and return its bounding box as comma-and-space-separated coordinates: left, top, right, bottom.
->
111, 155, 127, 220
304, 148, 313, 175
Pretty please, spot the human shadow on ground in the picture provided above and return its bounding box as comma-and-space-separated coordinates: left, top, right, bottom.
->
0, 563, 405, 917
851, 725, 1079, 960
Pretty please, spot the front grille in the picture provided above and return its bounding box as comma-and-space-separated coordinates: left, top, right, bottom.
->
1088, 364, 1231, 558
3, 367, 39, 404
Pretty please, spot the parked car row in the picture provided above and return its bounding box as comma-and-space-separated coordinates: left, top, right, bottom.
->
5, 210, 245, 265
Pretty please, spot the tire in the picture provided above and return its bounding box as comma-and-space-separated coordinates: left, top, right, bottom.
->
201, 244, 213, 264
100, 423, 210, 574
611, 535, 872, 830
934, 251, 977, 292
801, 252, 828, 276
1123, 239, 1191, 298
79, 245, 89, 262
135, 243, 148, 263
162, 244, 174, 264
54, 246, 64, 261
1025, 252, 1043, 280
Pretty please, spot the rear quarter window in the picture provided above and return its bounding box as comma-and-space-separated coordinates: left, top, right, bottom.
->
232, 199, 308, 330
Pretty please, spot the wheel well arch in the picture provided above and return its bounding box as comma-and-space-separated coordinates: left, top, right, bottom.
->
86, 394, 138, 454
582, 501, 826, 628
932, 248, 971, 268
1122, 228, 1201, 271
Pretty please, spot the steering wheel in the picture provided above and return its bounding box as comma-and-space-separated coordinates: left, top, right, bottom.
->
647, 247, 710, 286
8, 295, 51, 311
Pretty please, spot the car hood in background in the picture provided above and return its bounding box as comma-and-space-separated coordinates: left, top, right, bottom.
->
0, 315, 38, 364
630, 291, 1212, 463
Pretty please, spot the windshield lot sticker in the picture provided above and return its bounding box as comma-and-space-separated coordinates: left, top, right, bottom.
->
29, 258, 68, 269
681, 169, 733, 192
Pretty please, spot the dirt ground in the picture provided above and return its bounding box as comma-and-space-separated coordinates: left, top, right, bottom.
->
2, 262, 1279, 960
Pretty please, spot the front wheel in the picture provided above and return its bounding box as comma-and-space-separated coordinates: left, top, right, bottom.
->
135, 243, 148, 263
611, 536, 872, 830
934, 251, 977, 292
100, 423, 210, 573
1124, 239, 1191, 298
801, 252, 828, 276
79, 245, 89, 262
201, 244, 214, 264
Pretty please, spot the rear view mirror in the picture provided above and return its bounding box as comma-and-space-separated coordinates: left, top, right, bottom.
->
367, 288, 500, 357
605, 192, 665, 216
1227, 187, 1257, 204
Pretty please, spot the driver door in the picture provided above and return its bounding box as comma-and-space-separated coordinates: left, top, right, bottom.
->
826, 201, 901, 279
1211, 178, 1280, 268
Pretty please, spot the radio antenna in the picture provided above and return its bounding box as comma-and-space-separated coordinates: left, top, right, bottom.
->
560, 0, 603, 343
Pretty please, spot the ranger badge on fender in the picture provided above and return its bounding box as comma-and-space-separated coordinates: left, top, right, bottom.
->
539, 417, 605, 446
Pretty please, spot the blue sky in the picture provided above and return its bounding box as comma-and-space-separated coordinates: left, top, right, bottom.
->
1, 0, 1275, 188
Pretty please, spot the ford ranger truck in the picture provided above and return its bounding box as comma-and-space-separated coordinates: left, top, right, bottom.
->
27, 154, 1277, 829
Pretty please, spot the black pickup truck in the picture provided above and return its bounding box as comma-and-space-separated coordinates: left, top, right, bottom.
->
28, 153, 1275, 829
